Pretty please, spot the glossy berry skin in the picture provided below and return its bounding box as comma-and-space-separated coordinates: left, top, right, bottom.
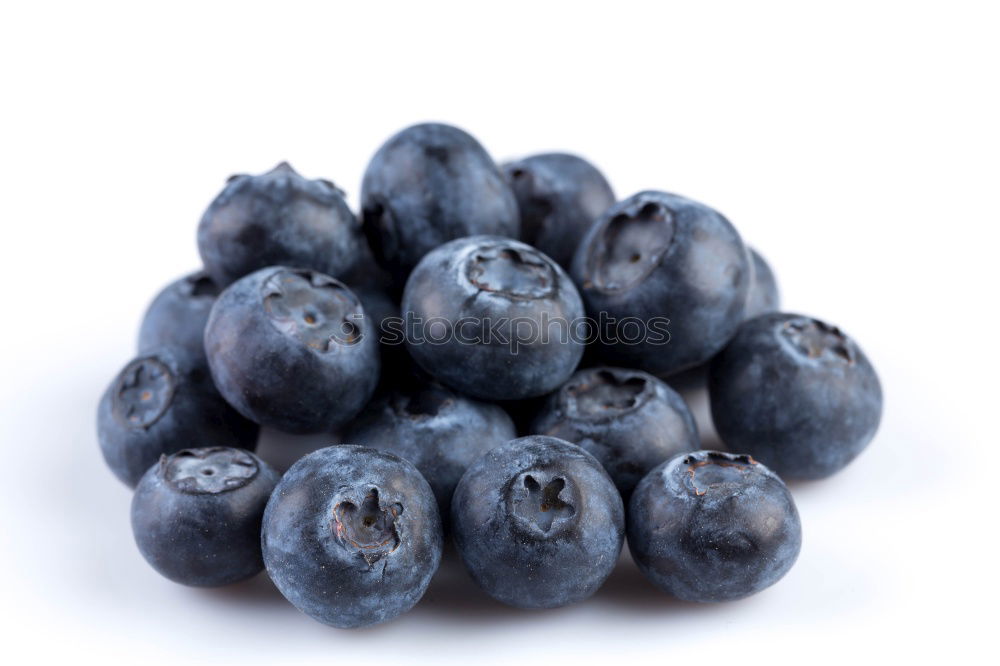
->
571, 191, 750, 376
343, 380, 517, 514
131, 447, 279, 587
204, 266, 379, 434
361, 123, 520, 286
628, 450, 801, 602
403, 236, 584, 400
197, 162, 363, 287
745, 248, 780, 318
137, 270, 219, 366
502, 153, 615, 269
709, 313, 882, 480
262, 446, 442, 628
530, 367, 699, 497
451, 436, 624, 609
97, 348, 259, 488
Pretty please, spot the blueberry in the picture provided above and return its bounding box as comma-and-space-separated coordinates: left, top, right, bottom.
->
571, 191, 750, 376
352, 283, 408, 385
402, 235, 584, 400
709, 313, 882, 479
262, 445, 442, 628
131, 447, 279, 586
339, 231, 396, 292
204, 266, 379, 434
361, 123, 519, 286
658, 247, 780, 409
495, 392, 552, 437
451, 435, 624, 609
97, 348, 259, 488
745, 248, 780, 318
353, 284, 398, 339
343, 379, 516, 514
530, 367, 699, 497
502, 153, 615, 268
197, 162, 363, 287
137, 270, 219, 366
341, 238, 404, 363
628, 450, 801, 602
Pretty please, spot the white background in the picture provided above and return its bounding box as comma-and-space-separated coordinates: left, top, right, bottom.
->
1, 2, 996, 664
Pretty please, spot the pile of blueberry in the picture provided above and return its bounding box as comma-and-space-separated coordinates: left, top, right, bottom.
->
98, 123, 883, 628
